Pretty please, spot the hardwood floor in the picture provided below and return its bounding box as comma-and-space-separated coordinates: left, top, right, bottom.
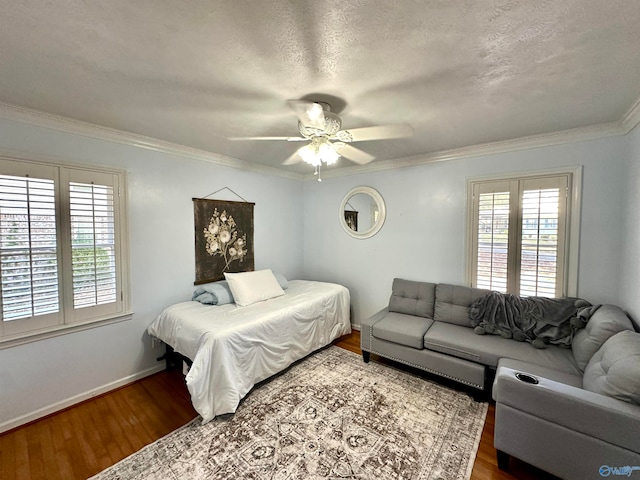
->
0, 369, 197, 480
0, 331, 554, 480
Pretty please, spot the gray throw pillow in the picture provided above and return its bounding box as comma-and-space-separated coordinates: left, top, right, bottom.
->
583, 330, 640, 405
572, 304, 633, 371
273, 272, 289, 290
192, 280, 234, 305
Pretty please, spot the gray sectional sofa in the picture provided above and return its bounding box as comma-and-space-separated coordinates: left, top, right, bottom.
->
360, 278, 640, 480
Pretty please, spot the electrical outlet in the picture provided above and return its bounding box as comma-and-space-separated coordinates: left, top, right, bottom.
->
151, 336, 160, 349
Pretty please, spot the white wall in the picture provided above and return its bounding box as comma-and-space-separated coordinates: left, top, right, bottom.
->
0, 118, 303, 429
620, 123, 640, 325
303, 136, 627, 327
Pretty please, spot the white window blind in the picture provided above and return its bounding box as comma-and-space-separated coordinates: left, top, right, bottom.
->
70, 182, 117, 309
469, 173, 571, 298
0, 175, 59, 321
0, 157, 129, 345
519, 184, 562, 297
476, 186, 510, 292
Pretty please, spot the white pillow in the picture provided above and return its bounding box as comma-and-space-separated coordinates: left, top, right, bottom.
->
224, 269, 285, 306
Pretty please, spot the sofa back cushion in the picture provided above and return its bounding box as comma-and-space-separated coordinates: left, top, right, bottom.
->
434, 284, 490, 327
572, 305, 634, 371
388, 278, 436, 318
583, 330, 640, 405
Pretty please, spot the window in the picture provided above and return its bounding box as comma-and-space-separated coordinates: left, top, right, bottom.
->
467, 170, 579, 298
0, 157, 129, 345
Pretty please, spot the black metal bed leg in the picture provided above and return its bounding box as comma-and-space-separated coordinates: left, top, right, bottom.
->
156, 344, 175, 370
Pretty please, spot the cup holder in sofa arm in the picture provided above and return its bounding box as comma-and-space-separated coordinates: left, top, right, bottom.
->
515, 372, 539, 385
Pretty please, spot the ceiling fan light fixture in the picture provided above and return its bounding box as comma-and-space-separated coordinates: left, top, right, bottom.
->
298, 136, 341, 167
319, 142, 340, 165
298, 143, 321, 166
231, 98, 413, 174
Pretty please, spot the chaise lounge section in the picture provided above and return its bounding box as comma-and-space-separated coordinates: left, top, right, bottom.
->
360, 278, 640, 480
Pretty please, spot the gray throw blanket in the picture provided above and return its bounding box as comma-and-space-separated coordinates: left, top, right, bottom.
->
468, 291, 592, 349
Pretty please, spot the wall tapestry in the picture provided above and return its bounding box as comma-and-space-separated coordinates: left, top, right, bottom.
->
193, 198, 255, 285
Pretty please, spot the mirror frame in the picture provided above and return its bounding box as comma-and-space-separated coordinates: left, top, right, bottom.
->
339, 186, 386, 239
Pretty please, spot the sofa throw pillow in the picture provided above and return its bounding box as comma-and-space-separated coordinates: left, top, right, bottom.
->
388, 278, 436, 318
192, 280, 235, 305
224, 269, 285, 307
583, 330, 640, 405
572, 304, 634, 371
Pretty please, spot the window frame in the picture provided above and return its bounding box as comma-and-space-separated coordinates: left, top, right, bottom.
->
0, 153, 131, 349
465, 166, 582, 298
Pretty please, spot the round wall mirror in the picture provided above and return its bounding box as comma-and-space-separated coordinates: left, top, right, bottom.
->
339, 186, 386, 239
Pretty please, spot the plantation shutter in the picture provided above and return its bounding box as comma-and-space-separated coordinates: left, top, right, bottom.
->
0, 156, 129, 345
518, 176, 567, 297
62, 169, 122, 323
470, 174, 570, 298
472, 181, 513, 293
0, 161, 62, 336
70, 182, 116, 308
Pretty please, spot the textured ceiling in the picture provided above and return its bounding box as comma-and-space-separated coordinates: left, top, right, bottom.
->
1, 1, 640, 175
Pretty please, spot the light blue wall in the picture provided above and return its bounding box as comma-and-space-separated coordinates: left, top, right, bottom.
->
620, 123, 640, 324
0, 113, 634, 428
302, 136, 627, 326
0, 118, 303, 427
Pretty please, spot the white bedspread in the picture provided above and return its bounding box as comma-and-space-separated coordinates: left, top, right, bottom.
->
147, 280, 351, 422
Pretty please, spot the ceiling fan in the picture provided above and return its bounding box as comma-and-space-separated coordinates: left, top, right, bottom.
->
229, 100, 413, 180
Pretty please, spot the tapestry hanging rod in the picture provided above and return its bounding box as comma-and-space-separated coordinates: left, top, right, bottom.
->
199, 186, 250, 203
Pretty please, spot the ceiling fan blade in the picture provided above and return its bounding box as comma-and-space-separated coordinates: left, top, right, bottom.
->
282, 149, 303, 165
334, 144, 376, 165
287, 100, 326, 130
227, 136, 307, 141
336, 124, 413, 142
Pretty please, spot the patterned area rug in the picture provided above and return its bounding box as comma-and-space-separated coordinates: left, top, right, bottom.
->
92, 347, 488, 480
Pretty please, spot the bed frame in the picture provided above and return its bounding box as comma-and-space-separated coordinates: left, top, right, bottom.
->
157, 343, 192, 371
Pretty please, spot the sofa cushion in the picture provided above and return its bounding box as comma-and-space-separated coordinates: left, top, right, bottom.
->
572, 304, 634, 371
583, 330, 640, 405
423, 321, 581, 375
372, 311, 434, 349
388, 278, 436, 318
434, 284, 490, 327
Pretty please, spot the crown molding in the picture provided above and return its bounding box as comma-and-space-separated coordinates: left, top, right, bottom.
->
1, 95, 638, 185
0, 102, 304, 181
305, 119, 627, 181
621, 95, 640, 134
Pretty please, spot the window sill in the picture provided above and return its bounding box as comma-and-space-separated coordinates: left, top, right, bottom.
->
0, 312, 134, 350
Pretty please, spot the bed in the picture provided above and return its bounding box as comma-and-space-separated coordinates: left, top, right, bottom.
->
147, 279, 351, 422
